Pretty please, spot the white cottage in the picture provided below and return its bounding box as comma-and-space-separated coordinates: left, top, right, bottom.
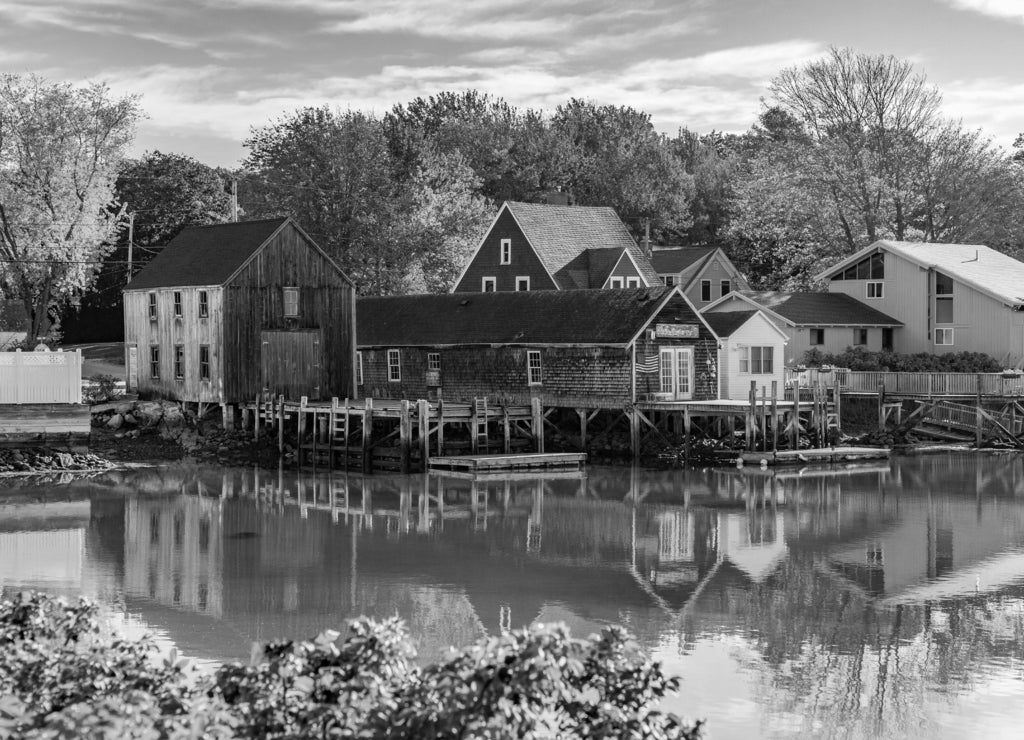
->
702, 310, 788, 400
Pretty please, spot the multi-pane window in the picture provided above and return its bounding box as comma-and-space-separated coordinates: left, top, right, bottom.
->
387, 349, 401, 382
283, 287, 299, 317
173, 291, 182, 318
500, 238, 511, 264
199, 345, 210, 380
515, 276, 530, 291
739, 346, 774, 374
700, 280, 711, 302
149, 346, 160, 379
427, 352, 441, 371
148, 293, 157, 321
527, 350, 542, 385
810, 328, 825, 345
356, 351, 363, 385
720, 279, 731, 297
935, 272, 954, 324
833, 252, 885, 280
662, 275, 676, 286
482, 277, 496, 292
935, 328, 954, 346
854, 328, 868, 346
866, 281, 883, 298
173, 344, 184, 379
198, 290, 209, 318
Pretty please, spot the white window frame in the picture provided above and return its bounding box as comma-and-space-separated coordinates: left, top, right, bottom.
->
739, 346, 774, 375
148, 292, 157, 321
609, 276, 624, 288
427, 352, 441, 372
198, 290, 209, 318
720, 279, 731, 297
500, 238, 512, 265
625, 276, 641, 288
515, 276, 530, 291
173, 344, 184, 379
283, 287, 300, 318
935, 328, 954, 346
810, 328, 825, 346
482, 276, 496, 292
527, 350, 542, 386
854, 328, 868, 346
700, 279, 712, 302
866, 281, 883, 299
173, 291, 183, 319
356, 351, 363, 385
387, 349, 401, 382
662, 275, 676, 286
199, 344, 210, 381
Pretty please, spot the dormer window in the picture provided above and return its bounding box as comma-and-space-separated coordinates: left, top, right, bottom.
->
500, 239, 511, 265
283, 287, 299, 317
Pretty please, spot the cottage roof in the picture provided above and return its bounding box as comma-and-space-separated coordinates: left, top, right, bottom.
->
358, 287, 695, 347
819, 240, 1024, 308
126, 217, 290, 289
713, 291, 902, 327
504, 201, 661, 288
649, 247, 717, 275
701, 310, 757, 338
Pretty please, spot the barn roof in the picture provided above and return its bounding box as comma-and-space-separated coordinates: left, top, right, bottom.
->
649, 247, 717, 274
504, 201, 662, 288
718, 291, 902, 327
358, 287, 695, 347
126, 217, 290, 289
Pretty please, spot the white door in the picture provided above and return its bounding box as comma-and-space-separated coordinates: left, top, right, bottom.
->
659, 347, 694, 400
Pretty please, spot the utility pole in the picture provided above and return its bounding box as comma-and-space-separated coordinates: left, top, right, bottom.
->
126, 212, 135, 285
230, 179, 238, 223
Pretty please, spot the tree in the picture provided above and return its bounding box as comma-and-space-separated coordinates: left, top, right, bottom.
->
0, 75, 141, 342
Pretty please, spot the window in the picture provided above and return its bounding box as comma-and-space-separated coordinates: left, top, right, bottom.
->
515, 276, 530, 291
700, 280, 712, 302
500, 238, 511, 265
148, 293, 157, 321
854, 328, 868, 346
198, 290, 209, 318
173, 291, 182, 318
387, 349, 401, 382
356, 351, 363, 385
527, 350, 542, 385
720, 279, 731, 297
935, 328, 954, 346
283, 287, 299, 317
482, 277, 496, 292
626, 276, 641, 288
199, 345, 210, 381
882, 327, 894, 351
833, 251, 884, 281
149, 346, 160, 379
739, 346, 774, 374
810, 328, 825, 345
173, 344, 184, 379
662, 275, 676, 286
427, 352, 441, 371
935, 272, 954, 324
609, 276, 624, 288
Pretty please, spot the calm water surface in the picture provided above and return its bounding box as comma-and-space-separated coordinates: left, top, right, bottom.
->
3, 454, 1024, 739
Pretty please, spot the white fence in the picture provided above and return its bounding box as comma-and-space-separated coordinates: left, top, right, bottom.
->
784, 367, 1024, 397
0, 349, 83, 404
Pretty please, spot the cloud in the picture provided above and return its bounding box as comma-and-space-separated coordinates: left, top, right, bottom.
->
940, 0, 1024, 22
942, 78, 1024, 147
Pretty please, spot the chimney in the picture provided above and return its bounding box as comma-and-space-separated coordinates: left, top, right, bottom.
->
641, 219, 651, 257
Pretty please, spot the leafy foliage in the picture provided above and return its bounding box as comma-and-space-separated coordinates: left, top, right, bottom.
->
0, 591, 704, 740
803, 346, 1002, 373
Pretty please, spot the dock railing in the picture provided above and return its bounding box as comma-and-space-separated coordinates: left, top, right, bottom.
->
785, 367, 1024, 397
0, 349, 83, 404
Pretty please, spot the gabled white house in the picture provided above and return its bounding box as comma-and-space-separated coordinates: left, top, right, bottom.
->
701, 310, 788, 400
649, 246, 750, 309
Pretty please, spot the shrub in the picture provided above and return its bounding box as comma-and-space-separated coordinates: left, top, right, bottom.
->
82, 374, 124, 404
0, 591, 704, 739
802, 347, 1002, 373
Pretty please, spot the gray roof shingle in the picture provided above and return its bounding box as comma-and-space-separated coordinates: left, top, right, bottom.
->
358, 288, 688, 346
702, 310, 757, 338
738, 291, 902, 326
650, 247, 717, 274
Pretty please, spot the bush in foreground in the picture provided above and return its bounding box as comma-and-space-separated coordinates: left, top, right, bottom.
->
803, 346, 1002, 373
0, 591, 704, 739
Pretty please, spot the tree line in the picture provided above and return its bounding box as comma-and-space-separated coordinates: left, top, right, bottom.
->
2, 48, 1024, 343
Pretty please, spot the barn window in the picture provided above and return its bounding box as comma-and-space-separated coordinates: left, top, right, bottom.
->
700, 280, 711, 302
173, 344, 185, 379
149, 346, 160, 379
427, 352, 441, 371
283, 287, 300, 317
854, 328, 868, 346
387, 349, 401, 382
866, 281, 883, 299
935, 328, 954, 346
662, 275, 676, 286
527, 350, 543, 385
810, 328, 825, 345
198, 290, 209, 318
515, 276, 530, 291
199, 345, 210, 381
609, 276, 624, 288
148, 293, 157, 321
720, 279, 731, 297
173, 292, 183, 318
482, 277, 496, 292
500, 239, 512, 264
739, 346, 773, 374
626, 276, 641, 288
356, 351, 363, 385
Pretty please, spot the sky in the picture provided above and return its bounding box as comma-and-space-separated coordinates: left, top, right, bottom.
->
1, 0, 1023, 168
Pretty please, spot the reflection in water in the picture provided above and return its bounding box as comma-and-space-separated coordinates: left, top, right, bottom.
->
3, 455, 1024, 738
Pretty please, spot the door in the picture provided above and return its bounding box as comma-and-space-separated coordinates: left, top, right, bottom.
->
261, 330, 322, 399
659, 347, 694, 400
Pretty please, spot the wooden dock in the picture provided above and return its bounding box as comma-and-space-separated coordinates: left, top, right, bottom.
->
736, 446, 890, 466
428, 452, 587, 474
0, 403, 91, 449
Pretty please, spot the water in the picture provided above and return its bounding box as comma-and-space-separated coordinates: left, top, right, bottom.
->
3, 454, 1024, 739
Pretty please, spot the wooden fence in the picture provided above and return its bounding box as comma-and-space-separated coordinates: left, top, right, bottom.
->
0, 349, 83, 404
785, 368, 1024, 397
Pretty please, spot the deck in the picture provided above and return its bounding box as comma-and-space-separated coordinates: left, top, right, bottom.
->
735, 447, 890, 466
428, 452, 587, 474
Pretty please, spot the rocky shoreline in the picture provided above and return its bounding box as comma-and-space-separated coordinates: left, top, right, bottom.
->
0, 448, 114, 476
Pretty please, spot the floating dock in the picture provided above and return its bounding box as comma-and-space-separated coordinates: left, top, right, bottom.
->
736, 446, 890, 466
427, 452, 587, 474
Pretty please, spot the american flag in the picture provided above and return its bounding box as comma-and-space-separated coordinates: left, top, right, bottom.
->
635, 354, 660, 373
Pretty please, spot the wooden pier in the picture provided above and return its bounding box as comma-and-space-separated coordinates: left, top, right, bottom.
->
428, 452, 587, 474
735, 447, 890, 466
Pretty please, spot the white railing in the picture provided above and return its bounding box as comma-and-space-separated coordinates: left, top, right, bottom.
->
0, 349, 83, 404
784, 368, 1024, 397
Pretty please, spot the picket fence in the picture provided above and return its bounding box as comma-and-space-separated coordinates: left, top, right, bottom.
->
0, 349, 83, 404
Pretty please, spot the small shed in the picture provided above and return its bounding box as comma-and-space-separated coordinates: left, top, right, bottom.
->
702, 310, 788, 400
123, 218, 356, 406
357, 287, 719, 406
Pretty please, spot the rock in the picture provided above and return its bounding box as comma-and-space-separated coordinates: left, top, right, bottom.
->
134, 401, 164, 427
114, 401, 134, 415
160, 403, 185, 427
123, 413, 137, 425
106, 414, 124, 430
56, 453, 74, 468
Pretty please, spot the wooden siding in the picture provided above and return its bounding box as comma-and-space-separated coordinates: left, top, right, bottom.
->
717, 313, 787, 400
634, 295, 718, 402
687, 255, 738, 308
123, 287, 225, 402
604, 251, 644, 286
453, 209, 558, 292
222, 224, 354, 402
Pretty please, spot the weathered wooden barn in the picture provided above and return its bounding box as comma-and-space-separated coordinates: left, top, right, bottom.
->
356, 287, 719, 406
123, 218, 356, 406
